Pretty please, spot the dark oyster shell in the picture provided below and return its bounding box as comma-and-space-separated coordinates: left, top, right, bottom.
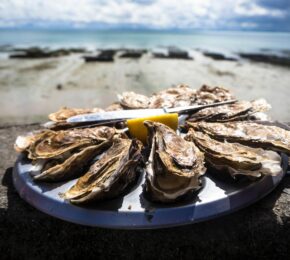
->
185, 129, 281, 178
33, 141, 111, 182
187, 121, 290, 155
64, 138, 142, 204
144, 121, 206, 203
15, 126, 116, 159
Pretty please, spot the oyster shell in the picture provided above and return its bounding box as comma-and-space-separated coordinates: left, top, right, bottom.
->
33, 141, 111, 182
64, 138, 142, 204
14, 130, 48, 153
195, 85, 235, 104
187, 121, 290, 155
105, 102, 124, 111
17, 126, 116, 159
118, 91, 150, 109
144, 121, 206, 203
188, 100, 252, 122
48, 107, 104, 122
185, 129, 282, 178
188, 99, 271, 122
149, 84, 196, 108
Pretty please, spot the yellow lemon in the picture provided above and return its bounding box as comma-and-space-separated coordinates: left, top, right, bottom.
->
127, 113, 178, 144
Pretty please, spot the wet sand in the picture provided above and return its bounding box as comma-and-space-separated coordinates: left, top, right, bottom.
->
0, 50, 290, 124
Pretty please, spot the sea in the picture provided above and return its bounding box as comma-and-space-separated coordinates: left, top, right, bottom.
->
0, 29, 290, 56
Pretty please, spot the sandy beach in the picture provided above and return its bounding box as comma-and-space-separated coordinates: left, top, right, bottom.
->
0, 49, 290, 125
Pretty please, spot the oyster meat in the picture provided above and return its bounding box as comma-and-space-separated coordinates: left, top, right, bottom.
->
144, 121, 206, 203
64, 138, 142, 204
185, 130, 282, 178
187, 121, 290, 154
49, 107, 104, 122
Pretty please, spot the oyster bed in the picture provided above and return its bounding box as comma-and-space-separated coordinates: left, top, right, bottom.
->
14, 84, 290, 206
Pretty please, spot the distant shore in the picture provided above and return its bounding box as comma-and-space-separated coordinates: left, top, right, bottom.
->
0, 46, 290, 125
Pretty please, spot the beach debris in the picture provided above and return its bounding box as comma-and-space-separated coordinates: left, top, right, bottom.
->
153, 47, 193, 60
9, 47, 86, 59
186, 121, 290, 155
185, 129, 281, 178
119, 49, 147, 58
144, 121, 206, 203
64, 138, 142, 204
56, 84, 63, 90
202, 51, 237, 61
239, 53, 290, 67
83, 49, 116, 62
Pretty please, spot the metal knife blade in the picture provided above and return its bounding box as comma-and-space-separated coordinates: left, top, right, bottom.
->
67, 108, 165, 123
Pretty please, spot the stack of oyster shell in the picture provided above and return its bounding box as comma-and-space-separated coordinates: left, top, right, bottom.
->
14, 84, 290, 204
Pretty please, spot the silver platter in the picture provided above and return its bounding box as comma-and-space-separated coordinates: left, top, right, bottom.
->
13, 154, 288, 229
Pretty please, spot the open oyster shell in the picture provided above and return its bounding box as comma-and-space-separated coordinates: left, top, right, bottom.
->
32, 141, 112, 182
187, 121, 290, 155
64, 138, 142, 204
48, 107, 104, 122
185, 129, 282, 178
144, 121, 206, 203
15, 126, 116, 159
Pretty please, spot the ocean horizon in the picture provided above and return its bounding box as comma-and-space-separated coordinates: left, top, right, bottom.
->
0, 29, 290, 55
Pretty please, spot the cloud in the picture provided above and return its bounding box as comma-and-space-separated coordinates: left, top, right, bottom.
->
0, 0, 289, 31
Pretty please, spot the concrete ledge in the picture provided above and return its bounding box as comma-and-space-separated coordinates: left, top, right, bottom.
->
1, 124, 290, 259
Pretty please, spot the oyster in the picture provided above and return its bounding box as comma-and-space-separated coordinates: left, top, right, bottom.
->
188, 100, 252, 122
187, 121, 290, 154
48, 107, 104, 122
195, 85, 235, 104
105, 102, 124, 111
64, 138, 142, 204
149, 84, 197, 108
118, 91, 150, 109
185, 130, 282, 178
15, 126, 116, 159
188, 99, 271, 122
144, 121, 206, 203
14, 130, 48, 153
32, 141, 111, 182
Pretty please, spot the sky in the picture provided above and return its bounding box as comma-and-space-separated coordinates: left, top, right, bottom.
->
0, 0, 289, 31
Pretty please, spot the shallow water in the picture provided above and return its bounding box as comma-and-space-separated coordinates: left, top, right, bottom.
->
0, 29, 290, 54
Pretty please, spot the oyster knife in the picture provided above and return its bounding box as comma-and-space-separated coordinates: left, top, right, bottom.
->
67, 99, 237, 123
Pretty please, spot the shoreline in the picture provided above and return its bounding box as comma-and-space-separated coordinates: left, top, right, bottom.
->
0, 48, 290, 124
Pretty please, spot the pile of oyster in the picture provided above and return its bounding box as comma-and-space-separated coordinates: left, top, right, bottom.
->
15, 84, 290, 205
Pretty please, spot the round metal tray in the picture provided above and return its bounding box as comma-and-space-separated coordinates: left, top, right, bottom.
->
13, 154, 288, 229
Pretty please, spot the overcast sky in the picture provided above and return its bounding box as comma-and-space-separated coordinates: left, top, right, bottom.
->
0, 0, 289, 31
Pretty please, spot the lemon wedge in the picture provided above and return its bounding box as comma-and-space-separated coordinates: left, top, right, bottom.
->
127, 113, 178, 143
